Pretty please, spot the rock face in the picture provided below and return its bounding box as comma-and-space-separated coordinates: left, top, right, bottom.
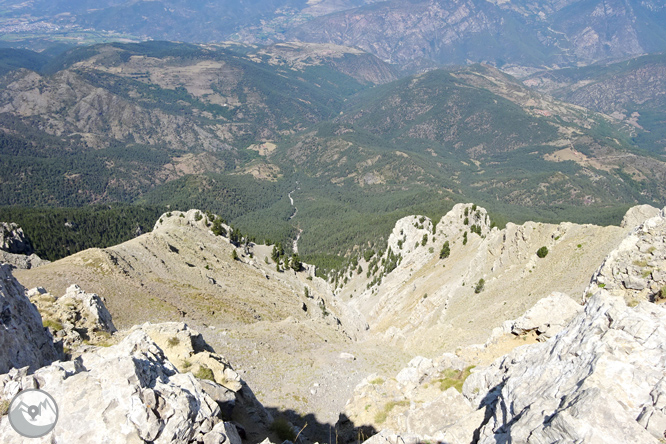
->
498, 292, 583, 340
0, 264, 58, 374
342, 203, 631, 355
621, 204, 662, 229
0, 222, 33, 255
0, 265, 273, 443
346, 290, 666, 444
0, 251, 49, 270
586, 207, 666, 304
345, 207, 666, 444
0, 329, 233, 444
0, 222, 47, 270
28, 284, 117, 350
462, 290, 666, 443
130, 322, 243, 393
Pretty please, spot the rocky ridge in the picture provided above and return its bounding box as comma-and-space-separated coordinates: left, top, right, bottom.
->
0, 265, 275, 443
340, 203, 634, 355
7, 204, 666, 443
0, 264, 58, 374
12, 209, 395, 430
340, 205, 666, 444
585, 206, 666, 305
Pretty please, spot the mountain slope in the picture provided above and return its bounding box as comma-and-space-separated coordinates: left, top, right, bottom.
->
2, 0, 666, 71
268, 65, 666, 254
287, 0, 666, 72
525, 52, 666, 154
0, 41, 394, 206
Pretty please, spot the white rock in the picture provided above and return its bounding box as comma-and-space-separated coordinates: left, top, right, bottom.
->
0, 264, 58, 374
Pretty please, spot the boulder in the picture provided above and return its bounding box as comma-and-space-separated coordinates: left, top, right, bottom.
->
28, 284, 116, 350
0, 329, 223, 443
586, 207, 666, 303
130, 322, 243, 392
462, 290, 666, 443
0, 251, 48, 269
510, 291, 582, 338
0, 264, 58, 374
0, 222, 33, 255
621, 205, 661, 229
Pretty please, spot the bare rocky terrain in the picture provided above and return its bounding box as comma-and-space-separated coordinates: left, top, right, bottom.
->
5, 203, 664, 443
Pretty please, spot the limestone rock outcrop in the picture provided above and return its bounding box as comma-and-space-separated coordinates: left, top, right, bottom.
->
343, 203, 631, 355
586, 206, 666, 304
0, 222, 33, 255
620, 204, 661, 229
461, 290, 666, 443
0, 329, 235, 443
0, 264, 274, 443
492, 291, 582, 340
130, 322, 243, 393
28, 284, 116, 350
0, 251, 49, 270
348, 288, 666, 444
0, 264, 58, 374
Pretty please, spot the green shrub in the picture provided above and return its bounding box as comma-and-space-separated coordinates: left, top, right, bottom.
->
194, 366, 214, 381
435, 366, 475, 393
440, 241, 450, 259
374, 400, 409, 424
231, 250, 239, 261
0, 400, 9, 416
474, 278, 485, 294
536, 246, 549, 258
167, 336, 180, 347
43, 319, 63, 331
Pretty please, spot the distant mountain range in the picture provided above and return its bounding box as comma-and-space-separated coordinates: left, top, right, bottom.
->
1, 41, 665, 272
1, 0, 666, 72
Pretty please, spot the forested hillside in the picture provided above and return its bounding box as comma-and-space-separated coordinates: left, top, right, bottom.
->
0, 42, 664, 275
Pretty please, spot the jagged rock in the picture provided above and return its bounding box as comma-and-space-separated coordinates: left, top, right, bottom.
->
130, 322, 243, 392
0, 328, 226, 443
621, 204, 661, 229
460, 290, 666, 443
0, 250, 49, 269
0, 222, 33, 255
203, 422, 241, 444
28, 284, 116, 350
0, 264, 58, 374
396, 356, 433, 386
508, 292, 582, 339
199, 379, 236, 418
586, 207, 666, 303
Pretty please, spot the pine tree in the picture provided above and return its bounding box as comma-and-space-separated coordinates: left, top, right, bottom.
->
439, 241, 450, 259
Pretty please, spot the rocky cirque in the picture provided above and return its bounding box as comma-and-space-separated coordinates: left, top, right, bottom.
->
340, 207, 666, 444
2, 204, 666, 443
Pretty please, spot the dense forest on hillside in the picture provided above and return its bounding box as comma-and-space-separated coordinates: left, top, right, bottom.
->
0, 205, 166, 261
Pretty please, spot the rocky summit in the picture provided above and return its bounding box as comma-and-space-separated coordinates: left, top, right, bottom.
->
1, 204, 666, 443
